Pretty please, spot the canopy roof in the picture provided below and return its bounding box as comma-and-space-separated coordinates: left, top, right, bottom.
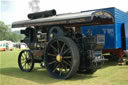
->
12, 10, 114, 28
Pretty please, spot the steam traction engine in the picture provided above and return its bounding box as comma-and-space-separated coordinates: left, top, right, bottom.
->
12, 7, 128, 79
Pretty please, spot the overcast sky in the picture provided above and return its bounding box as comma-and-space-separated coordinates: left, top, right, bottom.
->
0, 0, 128, 26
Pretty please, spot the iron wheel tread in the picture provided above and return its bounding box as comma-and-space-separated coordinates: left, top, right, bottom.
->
18, 50, 34, 72
45, 36, 80, 79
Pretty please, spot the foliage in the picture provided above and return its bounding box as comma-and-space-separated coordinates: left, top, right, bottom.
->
0, 21, 24, 42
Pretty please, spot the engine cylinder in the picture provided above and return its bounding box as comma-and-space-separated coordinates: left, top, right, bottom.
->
28, 9, 56, 19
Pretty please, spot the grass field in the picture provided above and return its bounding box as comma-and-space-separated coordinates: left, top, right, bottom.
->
0, 50, 128, 85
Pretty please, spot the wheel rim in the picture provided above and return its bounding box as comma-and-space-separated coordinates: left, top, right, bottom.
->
18, 50, 34, 72
45, 39, 73, 78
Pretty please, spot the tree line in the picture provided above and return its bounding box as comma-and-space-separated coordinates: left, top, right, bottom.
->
0, 21, 24, 42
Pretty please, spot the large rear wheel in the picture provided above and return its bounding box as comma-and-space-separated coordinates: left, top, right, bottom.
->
44, 37, 80, 79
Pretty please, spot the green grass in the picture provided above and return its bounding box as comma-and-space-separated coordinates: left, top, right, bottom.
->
0, 50, 128, 85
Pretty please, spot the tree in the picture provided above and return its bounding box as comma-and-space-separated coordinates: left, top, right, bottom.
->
0, 21, 9, 40
0, 21, 24, 42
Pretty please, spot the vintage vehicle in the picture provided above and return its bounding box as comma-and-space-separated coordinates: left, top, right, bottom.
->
0, 41, 7, 51
0, 41, 14, 51
12, 7, 128, 79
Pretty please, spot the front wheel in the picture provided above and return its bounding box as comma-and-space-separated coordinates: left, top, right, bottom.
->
18, 50, 34, 72
44, 37, 80, 79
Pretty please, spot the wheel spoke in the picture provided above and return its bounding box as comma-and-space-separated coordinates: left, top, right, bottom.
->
23, 53, 27, 59
27, 63, 31, 70
63, 56, 72, 59
59, 68, 63, 76
60, 43, 65, 54
60, 62, 67, 73
48, 53, 56, 56
21, 60, 26, 64
21, 58, 25, 60
67, 59, 71, 63
63, 60, 71, 66
25, 63, 27, 70
48, 60, 57, 65
22, 62, 27, 70
52, 64, 59, 72
21, 55, 25, 60
50, 44, 58, 54
63, 48, 70, 55
27, 55, 30, 59
65, 64, 68, 72
28, 62, 32, 69
24, 52, 28, 58
26, 63, 28, 70
57, 40, 60, 53
66, 50, 71, 55
60, 62, 65, 69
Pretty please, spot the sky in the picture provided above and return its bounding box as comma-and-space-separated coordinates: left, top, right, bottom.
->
0, 0, 128, 31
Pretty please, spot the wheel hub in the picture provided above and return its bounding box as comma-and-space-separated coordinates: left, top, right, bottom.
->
26, 58, 31, 63
50, 33, 54, 38
56, 54, 62, 62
